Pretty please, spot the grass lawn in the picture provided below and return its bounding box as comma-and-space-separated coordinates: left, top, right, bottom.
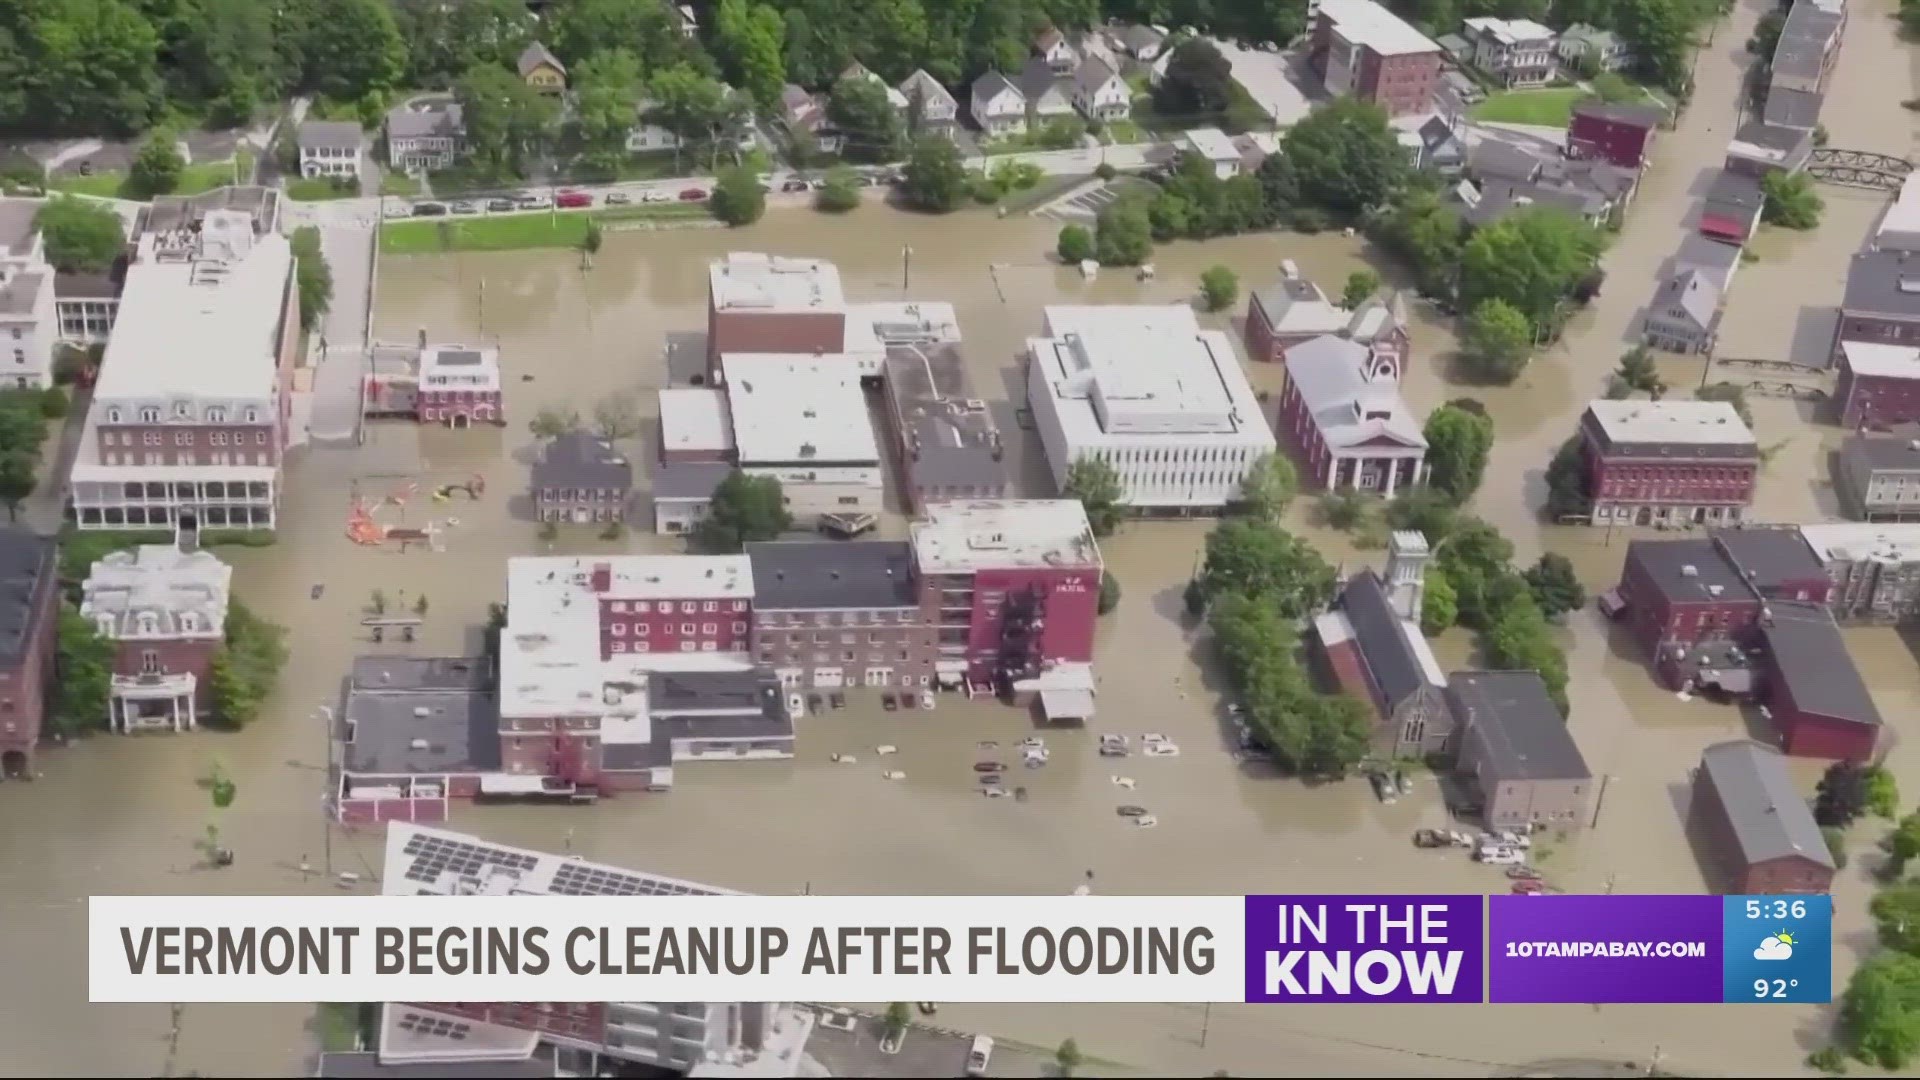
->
49, 149, 254, 199
1469, 87, 1587, 126
379, 170, 421, 198
379, 203, 713, 254
48, 171, 127, 198
1101, 119, 1145, 145
286, 177, 357, 201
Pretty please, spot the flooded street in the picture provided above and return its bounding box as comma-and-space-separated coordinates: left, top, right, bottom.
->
4, 3, 1918, 1075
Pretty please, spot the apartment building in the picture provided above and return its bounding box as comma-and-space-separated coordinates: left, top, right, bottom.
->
746, 539, 932, 692
1578, 400, 1758, 527
1461, 17, 1558, 88
881, 341, 1007, 510
79, 539, 231, 733
1834, 250, 1920, 363
1026, 305, 1276, 514
68, 190, 294, 531
1310, 0, 1443, 116
0, 199, 58, 388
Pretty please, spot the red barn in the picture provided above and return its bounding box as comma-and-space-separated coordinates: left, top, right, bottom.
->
1693, 740, 1836, 894
1567, 98, 1664, 170
1758, 601, 1883, 761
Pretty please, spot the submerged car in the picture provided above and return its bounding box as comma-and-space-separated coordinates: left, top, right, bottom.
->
1116, 805, 1148, 818
973, 762, 1005, 774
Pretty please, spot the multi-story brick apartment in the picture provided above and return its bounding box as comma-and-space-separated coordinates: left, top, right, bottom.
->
530, 432, 633, 525
67, 189, 294, 531
1834, 251, 1920, 367
1692, 739, 1836, 894
78, 539, 231, 733
1837, 340, 1920, 434
415, 342, 503, 426
1836, 433, 1920, 520
881, 341, 1007, 510
1577, 399, 1758, 527
335, 822, 819, 1079
746, 539, 933, 692
0, 529, 57, 779
706, 252, 847, 377
0, 199, 58, 389
1310, 0, 1442, 116
1566, 98, 1664, 170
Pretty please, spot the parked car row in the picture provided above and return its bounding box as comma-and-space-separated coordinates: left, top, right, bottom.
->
397, 186, 704, 219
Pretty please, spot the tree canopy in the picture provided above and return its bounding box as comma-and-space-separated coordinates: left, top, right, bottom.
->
1155, 39, 1235, 120
1200, 265, 1239, 312
1761, 169, 1823, 230
1843, 950, 1920, 1069
1094, 200, 1153, 267
698, 472, 792, 551
207, 600, 289, 729
1458, 207, 1606, 331
1420, 402, 1494, 505
1523, 553, 1586, 619
1280, 97, 1408, 213
1195, 519, 1336, 621
1460, 299, 1533, 384
1237, 453, 1297, 521
711, 166, 768, 226
51, 605, 115, 736
901, 133, 969, 212
827, 74, 907, 163
290, 226, 333, 334
1063, 456, 1125, 538
34, 197, 124, 274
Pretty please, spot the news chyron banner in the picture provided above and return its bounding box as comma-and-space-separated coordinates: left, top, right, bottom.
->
89, 893, 1832, 1004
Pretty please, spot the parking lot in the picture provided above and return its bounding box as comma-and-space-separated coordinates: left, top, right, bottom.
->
1037, 177, 1159, 222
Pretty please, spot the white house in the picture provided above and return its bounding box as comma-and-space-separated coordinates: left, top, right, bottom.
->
0, 200, 57, 390
899, 69, 960, 136
1557, 24, 1632, 72
296, 121, 362, 180
1019, 58, 1078, 123
384, 100, 465, 172
1035, 27, 1080, 74
1462, 17, 1558, 88
1072, 56, 1131, 122
1182, 127, 1245, 178
1026, 305, 1278, 513
971, 72, 1028, 137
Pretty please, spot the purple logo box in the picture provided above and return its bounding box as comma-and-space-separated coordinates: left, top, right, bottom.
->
1243, 895, 1483, 1003
1488, 895, 1723, 1004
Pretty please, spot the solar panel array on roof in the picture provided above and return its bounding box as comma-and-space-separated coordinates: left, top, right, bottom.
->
549, 861, 716, 897
396, 1010, 473, 1041
400, 832, 538, 885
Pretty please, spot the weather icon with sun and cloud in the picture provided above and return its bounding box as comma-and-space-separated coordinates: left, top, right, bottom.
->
1753, 931, 1796, 961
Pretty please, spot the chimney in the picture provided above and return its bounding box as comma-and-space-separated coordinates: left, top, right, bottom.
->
590, 562, 612, 593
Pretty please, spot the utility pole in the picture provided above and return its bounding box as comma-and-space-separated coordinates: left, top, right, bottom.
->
1199, 1001, 1212, 1047
319, 704, 335, 877
901, 245, 912, 291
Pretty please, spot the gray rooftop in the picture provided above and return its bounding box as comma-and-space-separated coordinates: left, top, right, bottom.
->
746, 539, 918, 610
883, 343, 1006, 492
1572, 97, 1665, 129
1711, 528, 1824, 591
0, 530, 50, 663
1447, 670, 1588, 781
1017, 57, 1071, 104
1842, 250, 1920, 319
54, 266, 124, 299
1339, 570, 1436, 709
1653, 268, 1721, 332
1759, 600, 1882, 729
298, 120, 364, 151
342, 669, 499, 776
1627, 537, 1757, 606
1841, 433, 1920, 473
1698, 738, 1836, 870
1772, 3, 1843, 85
1761, 86, 1824, 130
0, 200, 39, 257
0, 270, 46, 317
386, 101, 465, 140
651, 459, 733, 500
602, 737, 674, 771
1704, 170, 1765, 213
531, 432, 633, 491
350, 655, 489, 694
1469, 139, 1544, 182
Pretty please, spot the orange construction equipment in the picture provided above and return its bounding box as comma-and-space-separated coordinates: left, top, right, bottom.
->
346, 499, 387, 545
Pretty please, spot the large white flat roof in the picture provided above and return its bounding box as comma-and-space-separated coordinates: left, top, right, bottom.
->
1183, 127, 1239, 162
1879, 173, 1920, 244
1797, 523, 1920, 565
1841, 340, 1920, 379
1320, 0, 1442, 56
722, 355, 880, 464
911, 499, 1101, 575
97, 214, 290, 402
709, 252, 844, 313
658, 387, 735, 454
1585, 399, 1755, 445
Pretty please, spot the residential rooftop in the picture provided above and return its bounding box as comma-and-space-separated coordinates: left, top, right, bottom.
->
531, 432, 633, 491
79, 544, 231, 639
94, 209, 291, 402
1318, 0, 1442, 57
910, 499, 1101, 576
723, 355, 880, 465
1447, 670, 1588, 781
1319, 569, 1443, 710
744, 539, 918, 610
1699, 739, 1835, 871
1878, 173, 1920, 249
708, 252, 844, 314
651, 460, 734, 500
342, 657, 499, 776
298, 120, 363, 151
1182, 127, 1239, 161
385, 100, 464, 140
1464, 16, 1556, 43
1772, 1, 1844, 85
1843, 249, 1920, 319
1762, 86, 1824, 130
1840, 433, 1920, 473
1571, 97, 1665, 128
658, 387, 735, 456
1583, 399, 1757, 452
1710, 528, 1825, 591
1797, 522, 1920, 564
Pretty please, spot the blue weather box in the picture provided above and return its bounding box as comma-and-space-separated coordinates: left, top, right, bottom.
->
1721, 895, 1832, 1004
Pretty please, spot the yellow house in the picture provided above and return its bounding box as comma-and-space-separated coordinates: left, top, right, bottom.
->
518, 42, 567, 94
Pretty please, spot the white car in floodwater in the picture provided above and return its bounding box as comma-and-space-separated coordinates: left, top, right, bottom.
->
1143, 742, 1180, 758
1134, 814, 1159, 829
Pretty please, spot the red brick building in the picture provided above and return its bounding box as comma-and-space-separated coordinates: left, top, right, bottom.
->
1835, 342, 1920, 429
1567, 98, 1664, 170
1833, 250, 1920, 365
79, 540, 231, 733
0, 530, 57, 779
706, 252, 848, 379
1244, 265, 1411, 376
1758, 601, 1883, 761
1310, 0, 1443, 118
1579, 399, 1759, 528
415, 343, 503, 427
1692, 740, 1836, 894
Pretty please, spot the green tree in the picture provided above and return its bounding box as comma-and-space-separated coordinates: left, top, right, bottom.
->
816, 165, 862, 211
1843, 951, 1920, 1068
1696, 382, 1753, 426
51, 605, 115, 736
572, 50, 643, 174
1421, 402, 1494, 505
1893, 811, 1920, 876
1094, 201, 1152, 266
1483, 593, 1569, 714
1320, 489, 1370, 531
1460, 299, 1533, 384
1459, 207, 1604, 330
127, 130, 184, 199
1098, 571, 1121, 616
1280, 97, 1409, 213
1057, 223, 1094, 263
1420, 566, 1458, 635
1057, 1038, 1082, 1078
528, 406, 581, 440
1762, 169, 1824, 230
457, 62, 556, 174
1155, 39, 1235, 120
1386, 487, 1458, 540
646, 64, 732, 173
548, 0, 680, 72
712, 166, 768, 226
902, 134, 969, 212
827, 76, 907, 164
206, 601, 290, 729
1749, 9, 1785, 58
1523, 553, 1586, 619
884, 1001, 911, 1037
1, 0, 163, 136
288, 0, 409, 104
1590, 72, 1640, 104
392, 0, 533, 89
1200, 264, 1239, 311
34, 197, 124, 274
1866, 766, 1900, 818
1433, 516, 1516, 628
290, 227, 333, 333
1197, 519, 1337, 620
697, 471, 792, 552
1544, 436, 1591, 521
1616, 345, 1664, 394
0, 452, 35, 521
1874, 882, 1920, 955
1063, 456, 1125, 538
1374, 188, 1461, 296
1342, 269, 1380, 309
1237, 453, 1297, 521
713, 0, 788, 109
1617, 0, 1703, 93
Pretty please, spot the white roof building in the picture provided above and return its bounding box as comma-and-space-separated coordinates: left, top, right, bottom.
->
1839, 340, 1920, 379
1798, 522, 1920, 566
720, 354, 885, 522
1584, 399, 1756, 447
708, 252, 845, 315
80, 544, 232, 641
1318, 0, 1442, 56
1877, 173, 1920, 252
1464, 16, 1556, 44
1025, 305, 1277, 510
657, 387, 736, 458
909, 499, 1102, 576
1181, 127, 1245, 177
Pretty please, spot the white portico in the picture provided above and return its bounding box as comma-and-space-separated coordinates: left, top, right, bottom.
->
1279, 334, 1429, 494
80, 540, 232, 732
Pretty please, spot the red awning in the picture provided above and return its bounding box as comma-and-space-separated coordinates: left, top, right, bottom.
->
1698, 215, 1746, 241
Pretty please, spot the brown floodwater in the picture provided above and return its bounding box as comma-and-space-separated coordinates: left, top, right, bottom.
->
3, 3, 1916, 1076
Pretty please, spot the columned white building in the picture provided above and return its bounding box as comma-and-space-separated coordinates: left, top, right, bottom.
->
1026, 305, 1277, 514
80, 540, 232, 733
1279, 335, 1428, 494
0, 199, 60, 389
